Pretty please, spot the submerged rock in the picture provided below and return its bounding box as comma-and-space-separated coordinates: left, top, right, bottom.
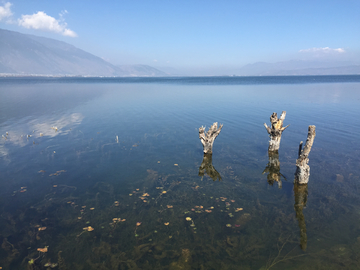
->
336, 174, 344, 183
235, 213, 252, 228
169, 248, 192, 270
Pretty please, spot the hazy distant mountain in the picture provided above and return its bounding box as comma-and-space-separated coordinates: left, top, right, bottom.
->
116, 65, 168, 77
259, 65, 360, 76
153, 66, 184, 76
234, 60, 360, 76
2, 28, 358, 77
0, 28, 166, 77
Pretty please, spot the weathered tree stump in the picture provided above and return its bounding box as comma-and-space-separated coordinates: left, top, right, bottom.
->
262, 151, 286, 188
198, 153, 222, 181
199, 122, 223, 154
294, 125, 316, 184
264, 111, 289, 152
294, 182, 308, 251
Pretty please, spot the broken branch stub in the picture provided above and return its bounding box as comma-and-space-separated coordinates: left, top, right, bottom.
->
199, 122, 223, 154
294, 125, 316, 184
264, 111, 289, 152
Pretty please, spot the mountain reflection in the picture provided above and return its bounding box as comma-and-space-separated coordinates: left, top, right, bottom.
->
294, 183, 308, 251
198, 153, 222, 181
262, 151, 285, 188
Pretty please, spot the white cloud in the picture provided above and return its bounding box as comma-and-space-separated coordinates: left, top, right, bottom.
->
18, 11, 77, 37
59, 10, 68, 18
0, 2, 13, 21
299, 47, 345, 54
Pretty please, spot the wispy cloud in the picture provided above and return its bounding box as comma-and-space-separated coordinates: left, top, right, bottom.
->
18, 11, 77, 37
299, 47, 345, 54
0, 2, 13, 22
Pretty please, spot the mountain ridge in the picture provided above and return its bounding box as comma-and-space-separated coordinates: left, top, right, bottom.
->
233, 60, 360, 76
1, 28, 359, 77
0, 28, 167, 77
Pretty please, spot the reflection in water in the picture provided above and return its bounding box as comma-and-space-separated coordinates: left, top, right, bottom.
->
32, 113, 84, 138
0, 113, 84, 147
294, 183, 308, 251
262, 151, 286, 188
0, 113, 84, 164
1, 78, 360, 269
198, 153, 222, 181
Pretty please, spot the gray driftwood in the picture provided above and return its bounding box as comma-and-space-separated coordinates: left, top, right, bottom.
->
294, 125, 316, 184
199, 153, 222, 181
199, 122, 223, 154
294, 183, 308, 250
264, 111, 289, 151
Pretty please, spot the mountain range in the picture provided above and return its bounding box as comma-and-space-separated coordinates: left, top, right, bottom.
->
1, 28, 359, 77
232, 60, 360, 76
0, 28, 167, 77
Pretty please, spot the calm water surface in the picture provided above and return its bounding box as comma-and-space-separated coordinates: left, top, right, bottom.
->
1, 76, 360, 269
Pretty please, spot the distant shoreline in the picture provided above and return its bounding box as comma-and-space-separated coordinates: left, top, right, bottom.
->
1, 74, 360, 86
1, 74, 360, 78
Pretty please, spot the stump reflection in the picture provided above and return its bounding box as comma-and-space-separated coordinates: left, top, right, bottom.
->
198, 153, 222, 181
294, 183, 308, 251
262, 151, 285, 188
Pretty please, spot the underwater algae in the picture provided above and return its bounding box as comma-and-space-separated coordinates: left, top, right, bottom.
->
1, 135, 360, 270
0, 160, 358, 270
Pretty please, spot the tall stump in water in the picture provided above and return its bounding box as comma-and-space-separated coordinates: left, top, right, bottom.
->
199, 122, 223, 154
264, 111, 289, 152
295, 125, 316, 184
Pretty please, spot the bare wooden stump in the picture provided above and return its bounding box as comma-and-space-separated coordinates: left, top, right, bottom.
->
294, 182, 308, 251
262, 151, 286, 188
294, 125, 316, 184
264, 111, 289, 151
198, 153, 222, 181
199, 122, 223, 154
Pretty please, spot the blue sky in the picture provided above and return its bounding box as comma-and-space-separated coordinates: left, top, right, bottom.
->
1, 0, 359, 73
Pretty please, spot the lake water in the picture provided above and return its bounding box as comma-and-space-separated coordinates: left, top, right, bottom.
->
1, 76, 360, 269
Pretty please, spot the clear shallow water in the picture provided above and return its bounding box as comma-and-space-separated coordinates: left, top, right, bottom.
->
0, 76, 360, 269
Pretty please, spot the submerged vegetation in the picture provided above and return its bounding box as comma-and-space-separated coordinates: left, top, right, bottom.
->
1, 127, 360, 269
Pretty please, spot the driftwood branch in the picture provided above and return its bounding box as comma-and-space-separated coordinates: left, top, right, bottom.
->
264, 111, 289, 151
199, 154, 222, 181
199, 122, 223, 154
294, 125, 316, 184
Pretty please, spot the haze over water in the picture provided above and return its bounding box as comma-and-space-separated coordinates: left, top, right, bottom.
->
1, 76, 360, 269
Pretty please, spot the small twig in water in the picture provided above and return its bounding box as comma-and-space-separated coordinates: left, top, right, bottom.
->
265, 236, 307, 270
